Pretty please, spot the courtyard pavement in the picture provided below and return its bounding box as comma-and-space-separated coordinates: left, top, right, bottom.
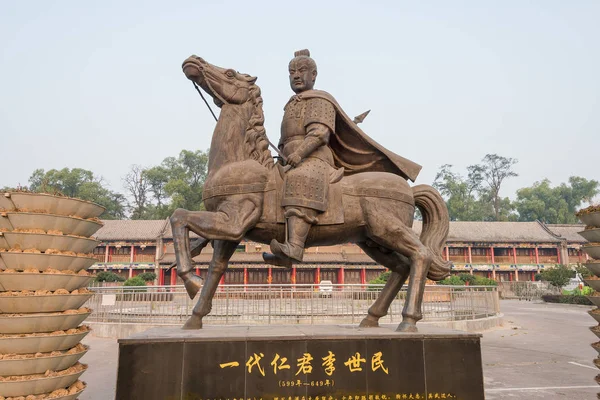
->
78, 299, 598, 399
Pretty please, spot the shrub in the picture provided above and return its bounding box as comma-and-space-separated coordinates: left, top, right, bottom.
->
94, 271, 125, 282
437, 275, 465, 286
473, 276, 498, 286
563, 286, 594, 296
457, 273, 476, 285
575, 264, 592, 279
541, 294, 593, 305
367, 271, 391, 291
438, 274, 497, 286
138, 272, 157, 282
123, 276, 147, 287
368, 271, 391, 285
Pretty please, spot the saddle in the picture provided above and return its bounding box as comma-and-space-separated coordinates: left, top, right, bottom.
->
260, 167, 344, 225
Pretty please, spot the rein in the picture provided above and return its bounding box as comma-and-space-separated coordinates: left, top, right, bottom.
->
191, 80, 286, 162
193, 82, 218, 122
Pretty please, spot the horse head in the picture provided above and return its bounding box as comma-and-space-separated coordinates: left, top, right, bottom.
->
182, 56, 257, 107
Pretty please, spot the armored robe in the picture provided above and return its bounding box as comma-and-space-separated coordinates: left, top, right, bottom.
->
280, 94, 336, 215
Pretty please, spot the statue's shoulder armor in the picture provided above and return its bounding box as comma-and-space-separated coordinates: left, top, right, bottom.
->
304, 95, 335, 132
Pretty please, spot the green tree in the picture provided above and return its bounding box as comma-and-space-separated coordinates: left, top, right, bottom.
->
95, 271, 125, 282
123, 165, 150, 220
124, 149, 209, 219
138, 272, 157, 282
28, 168, 127, 219
514, 177, 599, 223
433, 164, 493, 221
479, 154, 518, 221
539, 265, 575, 289
163, 149, 208, 212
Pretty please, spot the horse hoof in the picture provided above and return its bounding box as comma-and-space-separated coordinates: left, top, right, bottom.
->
182, 316, 203, 330
359, 317, 379, 328
396, 321, 418, 333
183, 274, 203, 299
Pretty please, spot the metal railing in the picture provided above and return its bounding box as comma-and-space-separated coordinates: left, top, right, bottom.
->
85, 284, 499, 326
497, 281, 560, 300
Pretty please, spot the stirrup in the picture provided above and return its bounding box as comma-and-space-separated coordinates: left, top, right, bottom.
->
262, 252, 293, 268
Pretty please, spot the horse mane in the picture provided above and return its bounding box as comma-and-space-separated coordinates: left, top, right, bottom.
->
245, 83, 274, 169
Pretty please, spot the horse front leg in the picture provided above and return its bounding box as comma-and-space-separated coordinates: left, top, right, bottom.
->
170, 196, 261, 299
183, 240, 239, 330
357, 243, 410, 327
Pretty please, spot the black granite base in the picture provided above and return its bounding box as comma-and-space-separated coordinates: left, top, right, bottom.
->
116, 325, 484, 400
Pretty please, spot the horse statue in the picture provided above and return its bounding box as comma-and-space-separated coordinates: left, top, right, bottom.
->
171, 55, 451, 332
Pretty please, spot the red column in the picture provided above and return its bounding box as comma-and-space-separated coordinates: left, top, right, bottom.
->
314, 267, 321, 284
195, 267, 200, 276
170, 269, 177, 285
105, 245, 110, 263
444, 246, 449, 261
130, 245, 135, 263
513, 247, 517, 264
268, 267, 272, 284
360, 268, 366, 285
338, 267, 345, 285
535, 247, 540, 264
291, 267, 296, 285
467, 246, 472, 264
531, 272, 535, 281
579, 249, 582, 263
556, 247, 561, 264
159, 268, 165, 285
243, 267, 248, 285
128, 268, 133, 278
490, 247, 495, 264
219, 275, 225, 285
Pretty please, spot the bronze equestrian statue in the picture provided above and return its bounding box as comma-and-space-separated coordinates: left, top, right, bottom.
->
171, 50, 451, 332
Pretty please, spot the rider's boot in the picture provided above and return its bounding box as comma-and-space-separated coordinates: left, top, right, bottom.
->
263, 209, 315, 267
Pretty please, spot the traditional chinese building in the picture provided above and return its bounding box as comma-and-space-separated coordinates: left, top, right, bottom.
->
91, 220, 589, 285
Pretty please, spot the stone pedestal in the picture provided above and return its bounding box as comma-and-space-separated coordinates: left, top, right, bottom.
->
116, 325, 484, 400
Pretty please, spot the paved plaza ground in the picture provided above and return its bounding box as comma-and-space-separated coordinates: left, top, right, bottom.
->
78, 300, 598, 399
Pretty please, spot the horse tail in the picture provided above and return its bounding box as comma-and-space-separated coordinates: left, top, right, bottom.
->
412, 184, 452, 281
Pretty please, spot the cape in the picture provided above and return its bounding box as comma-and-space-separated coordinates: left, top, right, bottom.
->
294, 89, 422, 182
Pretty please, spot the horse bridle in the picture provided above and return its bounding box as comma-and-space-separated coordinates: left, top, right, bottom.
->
191, 78, 286, 162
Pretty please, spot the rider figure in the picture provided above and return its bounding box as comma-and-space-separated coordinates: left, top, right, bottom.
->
263, 49, 335, 267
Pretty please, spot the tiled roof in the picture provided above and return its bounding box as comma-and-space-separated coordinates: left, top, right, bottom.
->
545, 224, 587, 243
94, 220, 168, 241
161, 221, 199, 239
96, 219, 583, 244
412, 221, 561, 243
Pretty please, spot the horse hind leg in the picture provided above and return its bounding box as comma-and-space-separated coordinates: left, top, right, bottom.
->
363, 200, 432, 332
357, 242, 410, 328
183, 240, 239, 330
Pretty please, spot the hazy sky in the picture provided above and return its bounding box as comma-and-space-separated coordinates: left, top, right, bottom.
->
1, 1, 598, 202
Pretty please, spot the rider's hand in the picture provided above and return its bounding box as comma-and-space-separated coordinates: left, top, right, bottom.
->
287, 153, 302, 167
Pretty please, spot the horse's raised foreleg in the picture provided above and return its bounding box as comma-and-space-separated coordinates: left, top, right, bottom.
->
170, 196, 261, 298
172, 236, 209, 299
357, 243, 410, 328
183, 240, 239, 330
363, 200, 432, 332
